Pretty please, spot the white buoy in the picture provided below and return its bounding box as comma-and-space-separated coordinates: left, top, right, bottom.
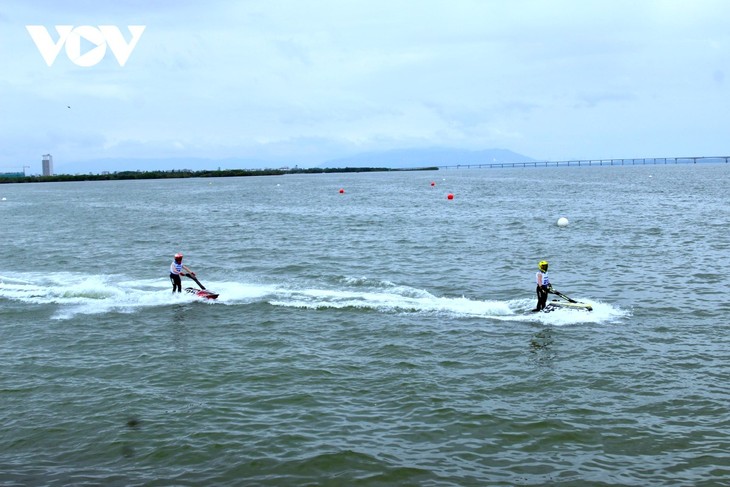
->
557, 217, 569, 227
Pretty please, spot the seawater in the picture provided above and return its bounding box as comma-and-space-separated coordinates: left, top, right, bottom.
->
1, 164, 728, 486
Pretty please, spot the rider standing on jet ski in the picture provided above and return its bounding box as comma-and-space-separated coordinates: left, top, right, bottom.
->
533, 260, 553, 312
169, 253, 195, 293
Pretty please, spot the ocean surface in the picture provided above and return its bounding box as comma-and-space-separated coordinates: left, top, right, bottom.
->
1, 164, 728, 486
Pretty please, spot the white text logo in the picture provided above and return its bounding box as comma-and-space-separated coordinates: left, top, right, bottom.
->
26, 25, 146, 67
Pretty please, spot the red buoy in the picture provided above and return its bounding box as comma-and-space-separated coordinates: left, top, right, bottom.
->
430, 182, 435, 187
339, 188, 345, 194
447, 193, 454, 200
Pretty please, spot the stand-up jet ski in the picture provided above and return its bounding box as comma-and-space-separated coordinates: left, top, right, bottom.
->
544, 289, 592, 312
184, 274, 219, 300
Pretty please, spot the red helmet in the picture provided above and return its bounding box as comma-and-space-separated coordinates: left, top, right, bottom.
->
174, 253, 183, 261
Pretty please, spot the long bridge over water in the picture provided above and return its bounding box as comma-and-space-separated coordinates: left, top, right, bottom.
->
438, 155, 730, 170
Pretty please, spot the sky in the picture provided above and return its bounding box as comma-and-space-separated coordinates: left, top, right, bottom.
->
1, 0, 729, 173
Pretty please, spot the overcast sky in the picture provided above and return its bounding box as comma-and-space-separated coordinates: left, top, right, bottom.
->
1, 0, 728, 172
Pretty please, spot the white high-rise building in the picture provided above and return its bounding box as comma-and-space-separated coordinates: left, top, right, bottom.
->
42, 154, 53, 176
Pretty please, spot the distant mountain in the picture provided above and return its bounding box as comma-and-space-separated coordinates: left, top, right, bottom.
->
321, 147, 535, 169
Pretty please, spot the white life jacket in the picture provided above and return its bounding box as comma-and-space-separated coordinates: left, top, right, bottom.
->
170, 261, 184, 275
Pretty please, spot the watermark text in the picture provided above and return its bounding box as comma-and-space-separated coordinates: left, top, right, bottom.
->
26, 25, 145, 67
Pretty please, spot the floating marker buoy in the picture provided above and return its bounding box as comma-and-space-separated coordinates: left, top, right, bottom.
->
557, 217, 569, 227
339, 188, 345, 194
430, 182, 435, 187
447, 193, 454, 200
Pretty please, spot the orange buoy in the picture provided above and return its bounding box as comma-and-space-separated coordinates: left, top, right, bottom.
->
447, 193, 454, 200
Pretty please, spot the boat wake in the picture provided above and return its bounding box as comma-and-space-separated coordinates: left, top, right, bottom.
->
0, 272, 629, 324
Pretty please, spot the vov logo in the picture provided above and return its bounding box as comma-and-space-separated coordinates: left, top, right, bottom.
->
26, 25, 146, 67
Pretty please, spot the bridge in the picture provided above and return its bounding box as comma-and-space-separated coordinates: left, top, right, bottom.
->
438, 156, 730, 170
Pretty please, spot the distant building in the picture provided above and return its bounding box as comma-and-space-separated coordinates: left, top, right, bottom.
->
42, 154, 53, 176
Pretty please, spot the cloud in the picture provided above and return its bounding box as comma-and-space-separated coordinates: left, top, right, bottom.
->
2, 0, 730, 170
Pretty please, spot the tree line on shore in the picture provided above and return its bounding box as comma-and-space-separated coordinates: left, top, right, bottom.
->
0, 166, 438, 184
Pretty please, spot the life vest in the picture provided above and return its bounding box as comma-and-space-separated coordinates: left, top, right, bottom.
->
170, 261, 184, 275
536, 271, 550, 286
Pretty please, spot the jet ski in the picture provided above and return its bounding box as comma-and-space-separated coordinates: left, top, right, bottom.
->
185, 287, 219, 300
184, 274, 219, 300
542, 289, 592, 312
544, 300, 592, 312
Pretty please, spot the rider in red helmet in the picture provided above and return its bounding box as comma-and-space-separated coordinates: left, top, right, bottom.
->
169, 253, 195, 293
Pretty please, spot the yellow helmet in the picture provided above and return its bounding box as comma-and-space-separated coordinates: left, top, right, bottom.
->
538, 260, 548, 272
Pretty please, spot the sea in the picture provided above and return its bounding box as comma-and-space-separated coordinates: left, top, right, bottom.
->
1, 163, 728, 487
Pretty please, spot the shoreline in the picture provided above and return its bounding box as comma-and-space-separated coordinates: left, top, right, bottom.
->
0, 166, 439, 184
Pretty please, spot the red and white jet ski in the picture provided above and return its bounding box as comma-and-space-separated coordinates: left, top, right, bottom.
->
185, 287, 219, 300
184, 274, 219, 300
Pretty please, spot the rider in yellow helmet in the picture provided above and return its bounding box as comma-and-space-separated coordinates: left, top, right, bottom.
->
532, 260, 553, 311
